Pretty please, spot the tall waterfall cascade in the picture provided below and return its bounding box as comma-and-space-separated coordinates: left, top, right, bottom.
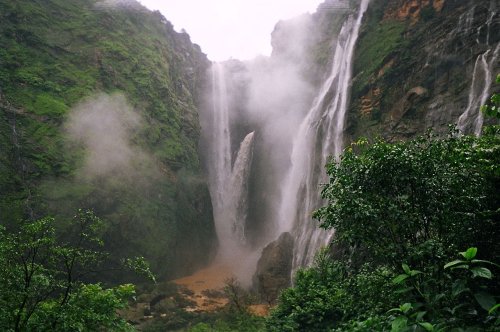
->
207, 63, 255, 262
276, 0, 371, 272
202, 0, 498, 282
228, 131, 255, 244
457, 1, 499, 135
203, 0, 371, 276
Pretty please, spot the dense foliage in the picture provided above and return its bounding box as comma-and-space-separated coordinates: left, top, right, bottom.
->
269, 129, 500, 331
316, 130, 499, 265
481, 74, 500, 120
0, 0, 214, 280
0, 210, 137, 331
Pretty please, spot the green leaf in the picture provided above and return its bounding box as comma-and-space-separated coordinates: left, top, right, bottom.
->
452, 280, 468, 297
416, 311, 427, 321
471, 267, 492, 279
474, 292, 496, 311
395, 287, 414, 294
391, 316, 408, 332
402, 263, 411, 275
432, 293, 446, 303
461, 247, 477, 260
393, 274, 410, 284
451, 303, 467, 315
451, 264, 470, 270
409, 270, 423, 277
444, 259, 465, 269
400, 303, 412, 313
471, 259, 500, 268
488, 303, 500, 314
419, 322, 434, 331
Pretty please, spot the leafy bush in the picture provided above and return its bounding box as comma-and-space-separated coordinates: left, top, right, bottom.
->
267, 250, 398, 331
314, 130, 499, 266
388, 248, 499, 331
0, 210, 142, 331
481, 74, 500, 119
269, 129, 499, 331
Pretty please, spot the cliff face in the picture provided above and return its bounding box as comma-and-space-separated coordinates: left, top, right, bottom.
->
239, 0, 498, 274
347, 0, 499, 141
0, 0, 215, 279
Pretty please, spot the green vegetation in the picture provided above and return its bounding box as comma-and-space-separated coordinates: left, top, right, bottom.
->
316, 130, 499, 264
269, 128, 500, 331
136, 278, 266, 332
481, 74, 500, 119
352, 20, 406, 99
1, 0, 498, 330
0, 210, 140, 331
0, 0, 214, 280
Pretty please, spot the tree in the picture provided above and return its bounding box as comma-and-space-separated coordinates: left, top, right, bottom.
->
313, 129, 499, 267
267, 249, 395, 332
0, 210, 138, 331
481, 74, 500, 119
268, 128, 500, 331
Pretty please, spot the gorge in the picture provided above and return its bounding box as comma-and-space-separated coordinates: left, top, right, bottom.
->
0, 0, 499, 330
201, 0, 500, 289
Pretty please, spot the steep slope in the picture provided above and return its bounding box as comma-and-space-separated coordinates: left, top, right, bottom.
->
0, 0, 215, 279
198, 0, 498, 293
347, 0, 499, 141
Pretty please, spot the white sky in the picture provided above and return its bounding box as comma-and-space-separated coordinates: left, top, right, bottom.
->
138, 0, 324, 61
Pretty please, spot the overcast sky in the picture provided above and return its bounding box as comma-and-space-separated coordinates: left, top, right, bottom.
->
138, 0, 324, 61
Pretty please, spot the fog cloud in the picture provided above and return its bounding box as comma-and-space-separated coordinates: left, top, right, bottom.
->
65, 93, 150, 181
239, 14, 318, 241
200, 12, 321, 258
245, 14, 316, 150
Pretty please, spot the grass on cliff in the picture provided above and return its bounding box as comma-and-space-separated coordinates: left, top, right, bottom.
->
352, 19, 406, 99
0, 0, 213, 280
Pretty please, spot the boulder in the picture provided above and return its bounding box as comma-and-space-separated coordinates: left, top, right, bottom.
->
252, 232, 294, 304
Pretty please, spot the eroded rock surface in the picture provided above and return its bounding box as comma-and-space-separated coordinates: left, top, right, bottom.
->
253, 232, 294, 304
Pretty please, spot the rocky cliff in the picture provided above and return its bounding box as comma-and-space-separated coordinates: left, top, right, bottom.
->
218, 0, 499, 295
0, 0, 215, 280
347, 0, 499, 141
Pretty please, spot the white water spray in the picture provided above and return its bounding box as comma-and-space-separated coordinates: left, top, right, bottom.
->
277, 0, 370, 272
227, 132, 255, 244
209, 63, 232, 211
457, 45, 500, 135
207, 63, 255, 263
457, 1, 499, 135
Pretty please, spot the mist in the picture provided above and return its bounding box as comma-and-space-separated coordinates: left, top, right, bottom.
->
199, 11, 321, 285
65, 93, 155, 183
246, 14, 316, 131
242, 13, 318, 242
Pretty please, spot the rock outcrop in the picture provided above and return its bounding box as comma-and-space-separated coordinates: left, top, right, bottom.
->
347, 0, 499, 141
252, 232, 294, 304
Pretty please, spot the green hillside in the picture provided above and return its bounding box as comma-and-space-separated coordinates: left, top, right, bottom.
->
0, 0, 215, 279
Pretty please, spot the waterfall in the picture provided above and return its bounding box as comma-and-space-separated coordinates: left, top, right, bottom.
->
277, 0, 370, 272
209, 63, 231, 213
457, 1, 499, 135
207, 62, 255, 261
228, 132, 255, 244
457, 45, 500, 135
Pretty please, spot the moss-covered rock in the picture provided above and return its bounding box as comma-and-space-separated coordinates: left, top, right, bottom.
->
347, 0, 499, 142
0, 0, 215, 280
